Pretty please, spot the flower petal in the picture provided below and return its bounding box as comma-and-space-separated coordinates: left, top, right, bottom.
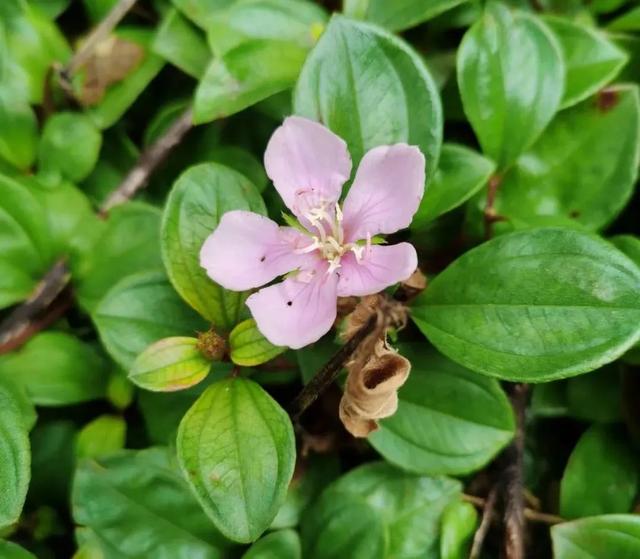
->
200, 210, 315, 291
342, 144, 425, 241
337, 243, 417, 297
247, 267, 338, 349
264, 116, 352, 216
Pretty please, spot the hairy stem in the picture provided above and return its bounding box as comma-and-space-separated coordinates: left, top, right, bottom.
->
100, 106, 194, 213
0, 259, 71, 354
288, 314, 377, 422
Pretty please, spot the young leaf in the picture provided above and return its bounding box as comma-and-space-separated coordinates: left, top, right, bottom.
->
552, 515, 640, 559
177, 378, 296, 543
608, 6, 640, 32
93, 271, 207, 369
369, 345, 515, 475
412, 143, 494, 228
152, 8, 211, 79
37, 112, 102, 182
75, 415, 126, 459
560, 425, 638, 518
194, 40, 308, 124
171, 0, 236, 29
129, 337, 212, 392
0, 375, 36, 431
72, 448, 231, 557
229, 319, 285, 367
0, 89, 38, 171
0, 384, 30, 529
242, 529, 301, 559
294, 15, 442, 177
494, 86, 640, 231
0, 332, 109, 406
161, 163, 265, 329
457, 2, 564, 167
344, 0, 469, 31
544, 16, 628, 109
566, 364, 622, 423
412, 228, 640, 381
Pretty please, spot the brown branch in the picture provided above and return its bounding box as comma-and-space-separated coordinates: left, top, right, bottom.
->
288, 314, 377, 422
62, 0, 139, 78
0, 259, 71, 354
484, 174, 504, 240
100, 106, 194, 214
502, 383, 530, 559
469, 487, 498, 559
463, 493, 563, 527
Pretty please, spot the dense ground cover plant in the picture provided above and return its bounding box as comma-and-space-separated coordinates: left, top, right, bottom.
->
1, 0, 640, 557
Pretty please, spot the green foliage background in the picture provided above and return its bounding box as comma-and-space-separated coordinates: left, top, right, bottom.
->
1, 0, 640, 557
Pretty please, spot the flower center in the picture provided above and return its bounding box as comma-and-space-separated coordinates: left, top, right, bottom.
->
298, 202, 366, 274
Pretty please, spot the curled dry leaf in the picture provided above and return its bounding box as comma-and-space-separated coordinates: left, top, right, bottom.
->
399, 268, 427, 301
77, 36, 145, 106
340, 338, 411, 437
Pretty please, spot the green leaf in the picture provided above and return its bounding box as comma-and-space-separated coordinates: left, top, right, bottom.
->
566, 364, 622, 423
76, 415, 126, 459
457, 2, 564, 167
608, 6, 640, 32
560, 425, 638, 519
0, 332, 109, 406
611, 235, 640, 267
492, 86, 640, 231
229, 319, 285, 367
129, 337, 212, 392
552, 515, 640, 559
75, 202, 163, 312
29, 179, 95, 257
211, 146, 268, 192
413, 143, 494, 228
0, 88, 38, 171
543, 16, 627, 109
440, 500, 478, 559
93, 271, 207, 369
87, 28, 164, 129
369, 345, 514, 475
300, 490, 387, 559
152, 8, 210, 78
0, 541, 36, 559
412, 228, 640, 381
206, 0, 327, 56
0, 0, 70, 103
294, 15, 442, 177
0, 379, 30, 529
161, 163, 265, 329
242, 530, 301, 559
323, 462, 461, 558
170, 0, 236, 29
0, 374, 36, 431
37, 112, 102, 183
0, 174, 53, 308
177, 378, 296, 543
194, 40, 308, 124
72, 447, 231, 557
271, 454, 340, 530
344, 0, 469, 31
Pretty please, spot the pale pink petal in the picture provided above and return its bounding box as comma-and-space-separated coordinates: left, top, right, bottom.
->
264, 116, 352, 216
200, 210, 316, 291
247, 267, 338, 349
342, 144, 425, 242
337, 243, 417, 297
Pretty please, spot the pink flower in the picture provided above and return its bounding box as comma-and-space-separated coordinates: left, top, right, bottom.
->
200, 117, 425, 349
